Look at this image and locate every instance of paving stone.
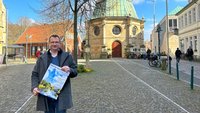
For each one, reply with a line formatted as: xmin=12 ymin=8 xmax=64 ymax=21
xmin=1 ymin=59 xmax=200 ymax=113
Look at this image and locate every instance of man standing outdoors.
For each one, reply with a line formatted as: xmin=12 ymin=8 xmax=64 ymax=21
xmin=31 ymin=34 xmax=77 ymax=113
xmin=175 ymin=48 xmax=182 ymax=63
xmin=186 ymin=46 xmax=194 ymax=61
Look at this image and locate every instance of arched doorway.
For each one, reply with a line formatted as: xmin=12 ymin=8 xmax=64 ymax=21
xmin=112 ymin=41 xmax=122 ymax=57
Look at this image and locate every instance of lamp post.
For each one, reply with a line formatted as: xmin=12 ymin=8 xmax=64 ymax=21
xmin=166 ymin=0 xmax=171 ymax=74
xmin=5 ymin=9 xmax=8 ymax=65
xmin=150 ymin=0 xmax=156 ymax=53
xmin=151 ymin=0 xmax=156 ymax=28
xmin=156 ymin=24 xmax=162 ymax=59
xmin=25 ymin=34 xmax=28 ymax=63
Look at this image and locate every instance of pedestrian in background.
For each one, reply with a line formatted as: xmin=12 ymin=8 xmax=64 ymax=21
xmin=186 ymin=46 xmax=194 ymax=61
xmin=146 ymin=48 xmax=151 ymax=60
xmin=31 ymin=34 xmax=77 ymax=113
xmin=35 ymin=48 xmax=41 ymax=58
xmin=175 ymin=48 xmax=182 ymax=63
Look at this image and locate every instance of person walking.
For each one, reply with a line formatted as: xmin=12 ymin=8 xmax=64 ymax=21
xmin=186 ymin=46 xmax=194 ymax=61
xmin=175 ymin=48 xmax=182 ymax=63
xmin=31 ymin=34 xmax=77 ymax=113
xmin=146 ymin=48 xmax=151 ymax=60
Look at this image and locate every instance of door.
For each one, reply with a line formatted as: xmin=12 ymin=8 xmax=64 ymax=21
xmin=112 ymin=41 xmax=122 ymax=57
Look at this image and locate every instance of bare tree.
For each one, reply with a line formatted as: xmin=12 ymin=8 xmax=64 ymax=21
xmin=17 ymin=17 xmax=35 ymax=32
xmin=39 ymin=0 xmax=104 ymax=63
xmin=8 ymin=17 xmax=36 ymax=45
xmin=8 ymin=23 xmax=21 ymax=45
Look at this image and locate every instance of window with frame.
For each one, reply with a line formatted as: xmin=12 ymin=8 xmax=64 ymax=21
xmin=185 ymin=13 xmax=187 ymax=26
xmin=173 ymin=19 xmax=177 ymax=27
xmin=112 ymin=26 xmax=121 ymax=35
xmin=189 ymin=10 xmax=192 ymax=24
xmin=31 ymin=46 xmax=37 ymax=56
xmin=186 ymin=38 xmax=188 ymax=49
xmin=169 ymin=19 xmax=172 ymax=27
xmin=31 ymin=46 xmax=35 ymax=56
xmin=169 ymin=19 xmax=177 ymax=29
xmin=178 ymin=17 xmax=181 ymax=28
xmin=182 ymin=16 xmax=184 ymax=28
xmin=193 ymin=8 xmax=196 ymax=22
xmin=180 ymin=39 xmax=184 ymax=52
xmin=194 ymin=36 xmax=197 ymax=51
xmin=94 ymin=26 xmax=100 ymax=36
xmin=198 ymin=4 xmax=200 ymax=20
xmin=190 ymin=37 xmax=193 ymax=48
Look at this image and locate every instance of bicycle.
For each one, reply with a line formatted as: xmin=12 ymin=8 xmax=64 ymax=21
xmin=148 ymin=55 xmax=161 ymax=68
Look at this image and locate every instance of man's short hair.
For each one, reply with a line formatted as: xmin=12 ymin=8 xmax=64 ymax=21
xmin=49 ymin=34 xmax=61 ymax=42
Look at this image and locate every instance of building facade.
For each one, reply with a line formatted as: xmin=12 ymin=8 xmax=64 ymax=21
xmin=86 ymin=0 xmax=145 ymax=58
xmin=151 ymin=6 xmax=182 ymax=57
xmin=15 ymin=23 xmax=82 ymax=58
xmin=0 ymin=0 xmax=6 ymax=55
xmin=176 ymin=0 xmax=200 ymax=59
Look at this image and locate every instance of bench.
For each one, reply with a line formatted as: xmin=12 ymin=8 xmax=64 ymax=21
xmin=13 ymin=54 xmax=24 ymax=60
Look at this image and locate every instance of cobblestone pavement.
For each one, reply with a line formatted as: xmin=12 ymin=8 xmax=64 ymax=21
xmin=133 ymin=59 xmax=200 ymax=87
xmin=1 ymin=59 xmax=200 ymax=113
xmin=0 ymin=64 xmax=34 ymax=113
xmin=170 ymin=59 xmax=200 ymax=79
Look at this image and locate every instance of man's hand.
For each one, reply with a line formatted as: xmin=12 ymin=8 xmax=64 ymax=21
xmin=33 ymin=87 xmax=40 ymax=96
xmin=61 ymin=66 xmax=70 ymax=72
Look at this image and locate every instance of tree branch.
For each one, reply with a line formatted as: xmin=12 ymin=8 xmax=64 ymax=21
xmin=68 ymin=0 xmax=74 ymax=12
xmin=77 ymin=0 xmax=88 ymax=11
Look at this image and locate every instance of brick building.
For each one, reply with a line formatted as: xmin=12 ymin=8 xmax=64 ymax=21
xmin=15 ymin=23 xmax=82 ymax=58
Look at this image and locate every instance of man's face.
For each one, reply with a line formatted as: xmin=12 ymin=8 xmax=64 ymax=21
xmin=49 ymin=37 xmax=61 ymax=51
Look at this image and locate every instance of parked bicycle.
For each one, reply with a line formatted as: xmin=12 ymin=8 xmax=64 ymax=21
xmin=148 ymin=55 xmax=161 ymax=68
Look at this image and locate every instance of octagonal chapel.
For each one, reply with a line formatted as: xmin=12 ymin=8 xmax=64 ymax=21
xmin=86 ymin=0 xmax=145 ymax=58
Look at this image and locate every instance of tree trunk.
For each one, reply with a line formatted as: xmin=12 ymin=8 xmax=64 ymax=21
xmin=73 ymin=0 xmax=78 ymax=64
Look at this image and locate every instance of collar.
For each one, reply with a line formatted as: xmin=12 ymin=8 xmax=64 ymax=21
xmin=47 ymin=48 xmax=63 ymax=56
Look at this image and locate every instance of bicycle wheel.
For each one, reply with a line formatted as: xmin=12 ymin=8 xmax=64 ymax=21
xmin=156 ymin=60 xmax=161 ymax=68
xmin=148 ymin=60 xmax=155 ymax=67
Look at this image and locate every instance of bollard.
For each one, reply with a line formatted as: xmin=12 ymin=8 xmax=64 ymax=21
xmin=161 ymin=58 xmax=167 ymax=70
xmin=190 ymin=66 xmax=194 ymax=90
xmin=176 ymin=63 xmax=179 ymax=80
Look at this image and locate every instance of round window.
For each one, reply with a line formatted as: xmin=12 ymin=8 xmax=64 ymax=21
xmin=94 ymin=26 xmax=100 ymax=36
xmin=112 ymin=26 xmax=121 ymax=35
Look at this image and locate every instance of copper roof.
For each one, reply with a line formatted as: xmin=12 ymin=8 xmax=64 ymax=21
xmin=92 ymin=0 xmax=138 ymax=19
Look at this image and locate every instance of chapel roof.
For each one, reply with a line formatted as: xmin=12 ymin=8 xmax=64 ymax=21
xmin=92 ymin=0 xmax=138 ymax=19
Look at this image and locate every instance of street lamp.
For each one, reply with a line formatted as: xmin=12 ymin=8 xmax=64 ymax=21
xmin=166 ymin=0 xmax=171 ymax=74
xmin=156 ymin=24 xmax=162 ymax=59
xmin=5 ymin=9 xmax=8 ymax=65
xmin=150 ymin=0 xmax=156 ymax=53
xmin=151 ymin=0 xmax=156 ymax=28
